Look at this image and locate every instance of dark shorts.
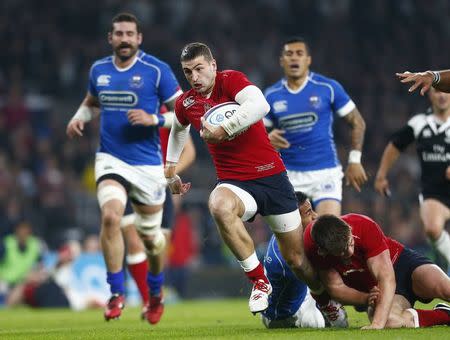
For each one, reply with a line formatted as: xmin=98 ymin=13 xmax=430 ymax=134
xmin=394 ymin=247 xmax=434 ymax=306
xmin=218 ymin=171 xmax=298 ymax=218
xmin=421 ymin=192 xmax=450 ymax=209
xmin=124 ymin=187 xmax=174 ymax=230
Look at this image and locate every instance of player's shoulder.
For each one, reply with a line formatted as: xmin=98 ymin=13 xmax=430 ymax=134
xmin=309 ymin=71 xmax=341 ymax=87
xmin=264 ymin=79 xmax=285 ymax=98
xmin=220 ymin=69 xmax=245 ymax=78
xmin=137 ymin=51 xmax=172 ymax=71
xmin=341 ymin=213 xmax=376 ymax=224
xmin=407 ymin=111 xmax=428 ymax=125
xmin=90 ymin=56 xmax=113 ymax=71
xmin=175 ymin=90 xmax=196 ymax=110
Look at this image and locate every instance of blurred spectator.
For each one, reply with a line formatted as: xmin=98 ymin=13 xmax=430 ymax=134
xmin=0 ymin=221 xmax=42 ymax=288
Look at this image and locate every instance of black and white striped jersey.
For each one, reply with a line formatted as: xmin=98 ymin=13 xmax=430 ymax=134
xmin=390 ymin=112 xmax=450 ymax=197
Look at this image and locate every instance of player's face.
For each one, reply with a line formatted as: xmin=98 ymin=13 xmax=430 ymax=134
xmin=108 ymin=22 xmax=142 ymax=61
xmin=182 ymin=56 xmax=217 ymax=95
xmin=428 ymin=87 xmax=450 ymax=113
xmin=280 ymin=42 xmax=311 ymax=80
xmin=299 ymin=199 xmax=318 ymax=229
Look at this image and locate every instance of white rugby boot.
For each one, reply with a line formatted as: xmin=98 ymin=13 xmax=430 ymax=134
xmin=249 ymin=279 xmax=272 ymax=315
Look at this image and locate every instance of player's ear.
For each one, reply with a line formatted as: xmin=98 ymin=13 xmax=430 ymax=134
xmin=317 ymin=247 xmax=327 ymax=257
xmin=307 ymin=55 xmax=312 ymax=67
xmin=137 ymin=32 xmax=143 ymax=45
xmin=108 ymin=32 xmax=113 ymax=45
xmin=211 ymin=59 xmax=217 ymax=72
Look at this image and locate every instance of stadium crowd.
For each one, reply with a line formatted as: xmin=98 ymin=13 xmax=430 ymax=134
xmin=1 ymin=0 xmax=449 ymax=299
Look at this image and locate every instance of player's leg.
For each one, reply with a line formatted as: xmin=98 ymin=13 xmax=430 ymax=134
xmin=411 ymin=263 xmax=450 ymax=301
xmin=420 ymin=197 xmax=450 ymax=264
xmin=315 ymin=200 xmax=341 ymax=216
xmin=133 ymin=202 xmax=165 ymax=325
xmin=121 ymin=213 xmax=150 ymax=315
xmin=96 ymin=178 xmax=127 ymax=320
xmin=310 ymin=166 xmax=344 ymax=216
xmin=383 ymin=294 xmax=415 ymax=328
xmin=209 ymin=184 xmax=270 ymax=314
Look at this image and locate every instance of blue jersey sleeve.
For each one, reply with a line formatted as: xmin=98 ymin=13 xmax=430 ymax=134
xmin=158 ymin=63 xmax=181 ymax=103
xmin=329 ymin=79 xmax=354 ymax=116
xmin=87 ymin=65 xmax=98 ymax=97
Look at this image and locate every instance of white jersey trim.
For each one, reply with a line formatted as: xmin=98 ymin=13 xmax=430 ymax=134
xmin=112 ymin=55 xmax=139 ymax=72
xmin=164 ymin=89 xmax=183 ymax=103
xmin=282 ymin=77 xmax=309 ymax=94
xmin=137 ymin=57 xmax=162 ymax=87
xmin=407 ymin=114 xmax=428 ymax=138
xmin=336 ymin=100 xmax=356 ymax=117
xmin=308 ymin=78 xmax=335 ymax=103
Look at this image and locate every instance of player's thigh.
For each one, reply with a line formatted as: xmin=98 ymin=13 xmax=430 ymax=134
xmin=96 ymin=179 xmax=127 ymax=222
xmin=411 ymin=263 xmax=450 ymax=300
xmin=315 ymin=199 xmax=341 ymax=216
xmin=210 ymin=184 xmax=251 ymax=221
xmin=419 ymin=198 xmax=450 ymax=231
xmin=272 ymin=228 xmax=304 ymax=266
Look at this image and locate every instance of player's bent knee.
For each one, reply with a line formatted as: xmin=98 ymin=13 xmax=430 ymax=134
xmin=97 ymin=185 xmax=127 ymax=208
xmin=135 ymin=211 xmax=166 ymax=255
xmin=102 ymin=209 xmax=122 ymax=229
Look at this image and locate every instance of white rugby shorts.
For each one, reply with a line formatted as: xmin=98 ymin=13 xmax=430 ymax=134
xmin=287 ymin=166 xmax=343 ymax=204
xmin=95 ymin=152 xmax=166 ymax=206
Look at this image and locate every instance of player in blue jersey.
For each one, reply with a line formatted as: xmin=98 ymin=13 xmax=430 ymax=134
xmin=66 ymin=13 xmax=183 ymax=324
xmin=264 ymin=37 xmax=367 ymax=216
xmin=262 ymin=191 xmax=347 ymax=328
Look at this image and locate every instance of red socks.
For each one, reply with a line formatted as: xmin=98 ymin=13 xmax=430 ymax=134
xmin=244 ymin=263 xmax=268 ymax=283
xmin=128 ymin=260 xmax=149 ymax=305
xmin=417 ymin=309 xmax=450 ymax=327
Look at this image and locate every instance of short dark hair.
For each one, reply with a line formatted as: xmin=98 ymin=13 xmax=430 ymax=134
xmin=311 ymin=214 xmax=350 ymax=255
xmin=111 ymin=13 xmax=141 ymax=33
xmin=281 ymin=36 xmax=310 ymax=55
xmin=180 ymin=42 xmax=214 ymax=62
xmin=295 ymin=191 xmax=308 ymax=205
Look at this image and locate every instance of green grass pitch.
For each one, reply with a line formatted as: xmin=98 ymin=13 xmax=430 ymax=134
xmin=0 ymin=299 xmax=447 ymax=339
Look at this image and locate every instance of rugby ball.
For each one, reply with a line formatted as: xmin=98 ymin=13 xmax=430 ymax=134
xmin=203 ymin=101 xmax=240 ymax=126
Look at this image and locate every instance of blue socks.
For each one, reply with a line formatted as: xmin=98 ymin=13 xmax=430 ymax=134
xmin=106 ymin=270 xmax=125 ymax=295
xmin=147 ymin=272 xmax=164 ymax=296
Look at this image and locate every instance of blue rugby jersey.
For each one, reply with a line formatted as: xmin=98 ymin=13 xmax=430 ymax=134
xmin=262 ymin=236 xmax=308 ymax=321
xmin=88 ymin=50 xmax=182 ymax=165
xmin=264 ymin=72 xmax=355 ymax=171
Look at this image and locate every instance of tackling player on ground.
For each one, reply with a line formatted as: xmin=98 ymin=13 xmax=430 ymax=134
xmin=66 ymin=13 xmax=182 ymax=323
xmin=304 ymin=213 xmax=450 ymax=329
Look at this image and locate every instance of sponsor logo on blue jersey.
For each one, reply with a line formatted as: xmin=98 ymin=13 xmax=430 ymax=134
xmin=97 ymin=75 xmax=111 ymax=86
xmin=99 ymin=91 xmax=138 ymax=107
xmin=278 ymin=112 xmax=318 ymax=132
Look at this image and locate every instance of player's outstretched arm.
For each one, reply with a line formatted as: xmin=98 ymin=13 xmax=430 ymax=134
xmin=66 ymin=93 xmax=99 ymax=138
xmin=396 ymin=70 xmax=450 ymax=95
xmin=363 ymin=250 xmax=396 ymax=329
xmin=374 ymin=142 xmax=401 ymax=197
xmin=319 ymin=269 xmax=370 ymax=306
xmin=343 ymin=108 xmax=367 ymax=192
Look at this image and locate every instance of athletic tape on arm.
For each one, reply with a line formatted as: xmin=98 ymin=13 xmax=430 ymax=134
xmin=221 ymin=85 xmax=270 ymax=136
xmin=166 ymin=115 xmax=191 ymax=163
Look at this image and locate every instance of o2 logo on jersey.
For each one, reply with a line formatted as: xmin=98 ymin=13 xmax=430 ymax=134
xmin=129 ymin=75 xmax=144 ymax=88
xmin=278 ymin=112 xmax=318 ymax=132
xmin=99 ymin=91 xmax=138 ymax=107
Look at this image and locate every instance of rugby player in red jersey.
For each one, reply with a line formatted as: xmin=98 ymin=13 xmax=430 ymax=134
xmin=304 ymin=213 xmax=450 ymax=329
xmin=164 ymin=42 xmax=324 ymax=315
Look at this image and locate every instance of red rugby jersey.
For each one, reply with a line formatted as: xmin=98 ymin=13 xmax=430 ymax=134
xmin=304 ymin=213 xmax=404 ymax=293
xmin=174 ymin=70 xmax=285 ymax=181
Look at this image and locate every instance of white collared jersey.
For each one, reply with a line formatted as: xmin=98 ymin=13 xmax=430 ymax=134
xmin=264 ymin=72 xmax=355 ymax=171
xmin=390 ymin=112 xmax=450 ymax=196
xmin=88 ymin=50 xmax=182 ymax=165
